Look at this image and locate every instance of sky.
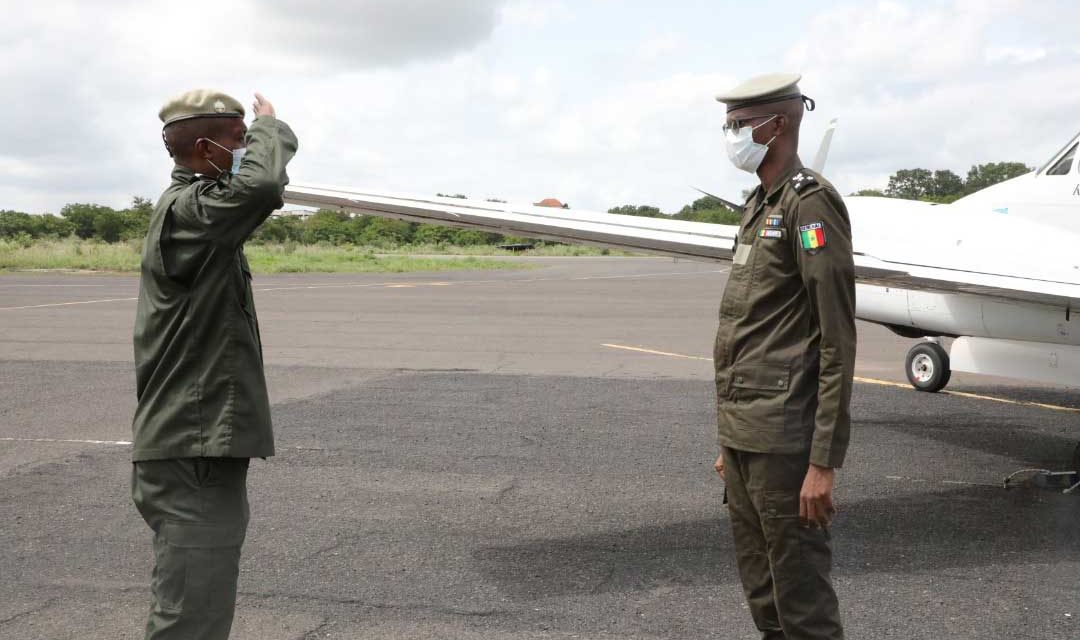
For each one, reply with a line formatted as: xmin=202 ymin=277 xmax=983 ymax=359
xmin=2 ymin=0 xmax=1079 ymax=215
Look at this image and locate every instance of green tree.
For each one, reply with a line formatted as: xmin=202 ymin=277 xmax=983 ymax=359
xmin=964 ymin=162 xmax=1031 ymax=194
xmin=119 ymin=196 xmax=154 ymax=240
xmin=850 ymin=189 xmax=885 ymax=197
xmin=0 ymin=211 xmax=35 ymax=238
xmin=451 ymin=229 xmax=501 ymax=245
xmin=885 ymin=168 xmax=935 ymax=200
xmin=607 ymin=204 xmax=663 ymax=218
xmin=34 ymin=214 xmax=75 ymax=238
xmin=929 ymin=170 xmax=964 ymax=200
xmin=93 ymin=210 xmax=125 ymax=243
xmin=302 ymin=209 xmax=352 ymax=244
xmin=359 ymin=217 xmax=413 ymax=246
xmin=61 ymin=203 xmax=117 ymax=239
xmin=252 ymin=215 xmax=305 ymax=243
xmin=673 ymin=195 xmax=740 ymax=225
xmin=413 ymin=224 xmax=455 ymax=245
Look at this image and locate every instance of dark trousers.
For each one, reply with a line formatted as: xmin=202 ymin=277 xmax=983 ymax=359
xmin=132 ymin=458 xmax=250 ymax=640
xmin=723 ymin=447 xmax=844 ymax=640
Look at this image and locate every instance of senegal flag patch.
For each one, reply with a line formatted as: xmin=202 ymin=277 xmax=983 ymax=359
xmin=799 ymin=222 xmax=826 ymax=250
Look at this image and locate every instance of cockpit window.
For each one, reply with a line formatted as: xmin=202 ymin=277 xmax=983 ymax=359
xmin=1046 ymin=143 xmax=1076 ymax=175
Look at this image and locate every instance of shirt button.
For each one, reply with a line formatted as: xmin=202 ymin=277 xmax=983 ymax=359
xmin=777 ymin=379 xmax=785 ymax=387
xmin=736 ymin=376 xmax=745 ymax=384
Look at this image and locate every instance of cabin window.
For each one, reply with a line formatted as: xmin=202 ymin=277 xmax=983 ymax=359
xmin=1046 ymin=143 xmax=1076 ymax=175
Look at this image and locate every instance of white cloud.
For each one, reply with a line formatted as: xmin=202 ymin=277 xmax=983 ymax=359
xmin=638 ymin=33 xmax=684 ymax=61
xmin=499 ymin=0 xmax=569 ymax=28
xmin=2 ymin=0 xmax=1079 ymax=217
xmin=784 ymin=0 xmax=1080 ymax=194
xmin=985 ymin=46 xmax=1048 ymax=64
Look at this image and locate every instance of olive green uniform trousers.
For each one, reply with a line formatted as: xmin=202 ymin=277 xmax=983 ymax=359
xmin=132 ymin=458 xmax=250 ymax=640
xmin=723 ymin=447 xmax=843 ymax=640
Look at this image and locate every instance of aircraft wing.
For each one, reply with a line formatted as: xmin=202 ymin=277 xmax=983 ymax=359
xmin=283 ymin=184 xmax=738 ymax=261
xmin=283 ymin=184 xmax=1080 ymax=309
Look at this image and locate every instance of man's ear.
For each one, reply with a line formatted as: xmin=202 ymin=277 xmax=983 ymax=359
xmin=193 ymin=138 xmax=212 ymax=160
xmin=773 ymin=115 xmax=789 ymax=138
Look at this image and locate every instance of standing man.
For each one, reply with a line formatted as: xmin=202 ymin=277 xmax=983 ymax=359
xmin=131 ymin=89 xmax=298 ymax=639
xmin=712 ymin=73 xmax=856 ymax=640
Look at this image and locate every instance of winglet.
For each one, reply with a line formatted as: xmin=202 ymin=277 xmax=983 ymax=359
xmin=811 ymin=118 xmax=838 ymax=174
xmin=690 ymin=186 xmax=744 ymax=214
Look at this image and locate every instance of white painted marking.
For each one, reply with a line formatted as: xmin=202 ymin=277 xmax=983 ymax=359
xmin=886 ymin=474 xmax=997 ymax=488
xmin=0 ymin=437 xmax=132 ymax=446
xmin=0 ymin=297 xmax=137 ymax=311
xmin=0 ymin=268 xmax=728 ymax=310
xmin=0 ymin=284 xmax=108 ymax=288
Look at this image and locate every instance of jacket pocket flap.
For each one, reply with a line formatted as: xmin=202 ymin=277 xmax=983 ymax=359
xmin=731 ymin=363 xmax=789 ymax=391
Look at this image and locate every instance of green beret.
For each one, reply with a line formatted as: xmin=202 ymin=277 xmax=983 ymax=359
xmin=715 ymin=72 xmax=815 ymax=113
xmin=159 ymin=89 xmax=245 ymax=126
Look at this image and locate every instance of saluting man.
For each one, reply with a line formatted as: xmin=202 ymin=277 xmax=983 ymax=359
xmin=712 ymin=73 xmax=856 ymax=640
xmin=131 ymin=90 xmax=298 ymax=639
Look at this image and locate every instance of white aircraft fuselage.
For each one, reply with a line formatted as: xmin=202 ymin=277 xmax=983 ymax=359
xmin=846 ymin=133 xmax=1080 ymax=387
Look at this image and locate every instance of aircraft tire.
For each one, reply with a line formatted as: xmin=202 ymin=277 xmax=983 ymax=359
xmin=905 ymin=342 xmax=951 ymax=393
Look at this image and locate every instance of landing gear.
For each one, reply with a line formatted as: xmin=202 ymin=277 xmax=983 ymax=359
xmin=905 ymin=341 xmax=951 ymax=392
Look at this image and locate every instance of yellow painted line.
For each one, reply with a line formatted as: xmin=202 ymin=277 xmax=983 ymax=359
xmin=603 ymin=344 xmax=1080 ymax=413
xmin=853 ymin=376 xmax=909 ymax=389
xmin=385 ymin=284 xmax=417 ymax=288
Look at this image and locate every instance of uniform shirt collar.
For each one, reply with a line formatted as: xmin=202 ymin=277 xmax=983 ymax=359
xmin=171 ymin=164 xmax=197 ymax=185
xmin=763 ymin=158 xmax=805 ymax=203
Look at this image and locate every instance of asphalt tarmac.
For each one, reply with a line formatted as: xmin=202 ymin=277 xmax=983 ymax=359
xmin=1 ymin=257 xmax=1077 ymax=639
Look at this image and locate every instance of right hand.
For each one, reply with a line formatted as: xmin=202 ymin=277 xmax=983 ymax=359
xmin=714 ymin=449 xmax=725 ymax=481
xmin=253 ymin=92 xmax=275 ymax=118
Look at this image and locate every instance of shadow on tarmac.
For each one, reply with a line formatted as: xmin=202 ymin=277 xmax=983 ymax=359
xmin=474 ymin=485 xmax=1080 ymax=600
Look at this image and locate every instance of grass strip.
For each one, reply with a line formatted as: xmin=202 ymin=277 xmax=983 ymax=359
xmin=0 ymin=239 xmax=533 ymax=274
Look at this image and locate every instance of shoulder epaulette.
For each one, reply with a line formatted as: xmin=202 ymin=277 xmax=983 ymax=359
xmin=790 ymin=170 xmax=818 ymax=194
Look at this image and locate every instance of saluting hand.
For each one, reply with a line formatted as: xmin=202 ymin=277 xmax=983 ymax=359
xmin=800 ymin=464 xmax=837 ymax=527
xmin=253 ymin=92 xmax=275 ymax=118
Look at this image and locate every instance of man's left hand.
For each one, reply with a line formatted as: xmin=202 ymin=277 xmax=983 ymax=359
xmin=800 ymin=464 xmax=836 ymax=527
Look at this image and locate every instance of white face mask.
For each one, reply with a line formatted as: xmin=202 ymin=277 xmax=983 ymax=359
xmin=723 ymin=115 xmax=777 ymax=173
xmin=204 ymin=138 xmax=247 ymax=176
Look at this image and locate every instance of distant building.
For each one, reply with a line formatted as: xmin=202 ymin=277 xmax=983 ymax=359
xmin=270 ymin=208 xmax=314 ymax=219
xmin=534 ymin=198 xmax=569 ymax=209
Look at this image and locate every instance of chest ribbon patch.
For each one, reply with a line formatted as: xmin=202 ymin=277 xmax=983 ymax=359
xmin=799 ymin=222 xmax=826 ymax=250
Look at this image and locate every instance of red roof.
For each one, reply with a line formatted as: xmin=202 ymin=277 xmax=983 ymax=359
xmin=534 ymin=198 xmax=565 ymax=208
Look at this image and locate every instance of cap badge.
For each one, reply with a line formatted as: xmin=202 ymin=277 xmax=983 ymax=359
xmin=214 ymin=100 xmax=226 ymax=113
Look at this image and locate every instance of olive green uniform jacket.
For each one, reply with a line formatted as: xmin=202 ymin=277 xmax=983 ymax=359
xmin=132 ymin=116 xmax=298 ymax=461
xmin=714 ymin=162 xmax=856 ymax=469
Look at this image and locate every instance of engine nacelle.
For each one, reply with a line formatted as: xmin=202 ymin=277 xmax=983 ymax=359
xmin=856 ymin=284 xmax=1077 ymax=346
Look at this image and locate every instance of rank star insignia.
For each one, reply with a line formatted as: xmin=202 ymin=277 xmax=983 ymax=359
xmin=791 ymin=172 xmax=816 ymax=192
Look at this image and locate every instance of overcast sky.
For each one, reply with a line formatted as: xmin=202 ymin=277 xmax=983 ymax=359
xmin=3 ymin=0 xmax=1078 ymax=214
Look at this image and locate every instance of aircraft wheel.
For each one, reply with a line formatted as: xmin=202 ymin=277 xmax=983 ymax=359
xmin=905 ymin=342 xmax=951 ymax=392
